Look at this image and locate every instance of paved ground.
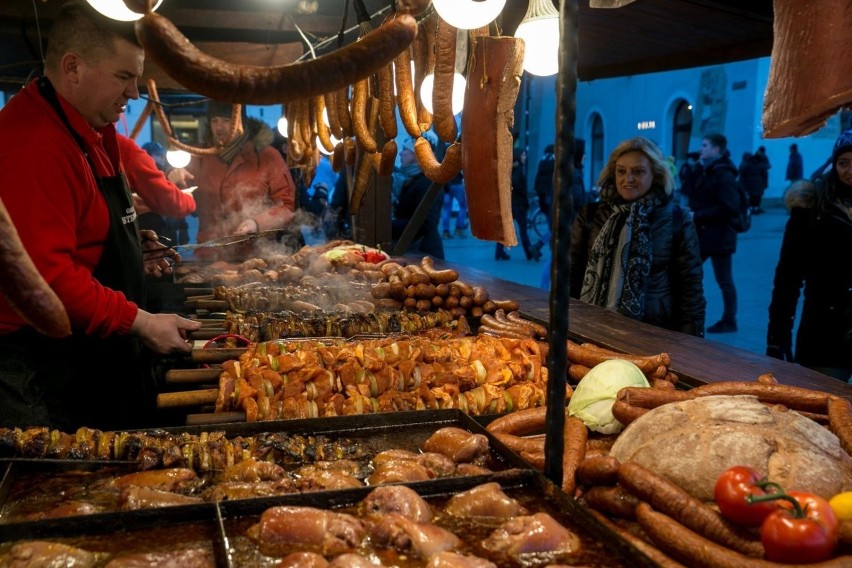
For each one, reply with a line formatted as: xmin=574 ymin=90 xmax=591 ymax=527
xmin=440 ymin=201 xmax=793 ymax=358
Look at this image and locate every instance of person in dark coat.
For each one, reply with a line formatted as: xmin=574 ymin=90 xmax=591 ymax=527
xmin=534 ymin=144 xmax=555 ymax=231
xmin=688 ymin=133 xmax=740 ymax=333
xmin=570 ymin=137 xmax=706 ymax=336
xmin=392 ymin=139 xmax=444 ymax=260
xmin=496 ymin=149 xmax=541 ymax=261
xmin=785 ymin=143 xmax=804 ymax=183
xmin=738 ymin=151 xmax=770 ymax=213
xmin=766 ymin=130 xmax=852 ymax=382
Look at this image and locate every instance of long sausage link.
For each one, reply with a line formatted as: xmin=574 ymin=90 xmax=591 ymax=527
xmin=829 ymin=396 xmax=852 ymax=456
xmin=351 ymin=78 xmax=377 ymax=153
xmin=413 ymin=14 xmax=437 ymax=132
xmin=324 ymin=91 xmax=344 ymax=139
xmin=0 ymin=197 xmax=71 ymax=338
xmin=349 ymin=151 xmax=377 ymax=215
xmin=314 ymin=95 xmax=335 ymax=153
xmin=432 ymin=20 xmax=458 ymax=142
xmin=135 ymin=12 xmax=417 ymax=105
xmin=394 ymin=45 xmax=421 ymax=137
xmin=486 ymin=406 xmax=545 ymax=435
xmin=562 ymin=416 xmax=588 ymax=496
xmin=377 ymin=140 xmax=397 ymax=177
xmin=414 ymin=138 xmax=463 ymax=184
xmin=690 ymin=381 xmax=833 ymax=414
xmin=336 ymin=86 xmax=353 ymax=137
xmin=376 ymin=62 xmax=397 ymax=139
xmin=620 ymin=462 xmax=764 ymax=558
xmin=636 ymin=503 xmax=852 ymax=568
xmin=285 ymin=101 xmax=304 ymax=163
xmin=568 ymin=340 xmax=668 ymax=375
xmin=589 ymin=510 xmax=687 ymax=568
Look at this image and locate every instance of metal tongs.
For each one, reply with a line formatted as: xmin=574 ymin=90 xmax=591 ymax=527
xmin=173 ymin=228 xmax=286 ymax=251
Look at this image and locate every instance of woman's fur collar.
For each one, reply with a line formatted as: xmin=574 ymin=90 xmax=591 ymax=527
xmin=784 ymin=179 xmax=817 ymax=210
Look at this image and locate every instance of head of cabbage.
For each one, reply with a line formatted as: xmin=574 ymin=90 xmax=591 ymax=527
xmin=567 ymin=358 xmax=649 ymax=434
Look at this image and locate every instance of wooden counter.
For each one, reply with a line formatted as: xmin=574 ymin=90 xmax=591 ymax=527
xmin=436 ymin=259 xmax=852 ymax=400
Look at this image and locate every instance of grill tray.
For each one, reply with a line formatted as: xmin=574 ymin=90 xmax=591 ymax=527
xmin=0 ymin=411 xmax=661 ymax=567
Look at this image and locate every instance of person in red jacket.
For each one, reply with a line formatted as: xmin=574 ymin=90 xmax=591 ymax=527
xmin=0 ymin=1 xmax=200 ymax=430
xmin=170 ymin=101 xmax=297 ymax=259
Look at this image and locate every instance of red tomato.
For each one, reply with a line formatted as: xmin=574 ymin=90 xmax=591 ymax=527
xmin=761 ymin=491 xmax=838 ymax=564
xmin=714 ymin=466 xmax=781 ymax=527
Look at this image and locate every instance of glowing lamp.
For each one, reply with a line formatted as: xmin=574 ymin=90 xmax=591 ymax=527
xmin=515 ymin=0 xmax=559 ymax=77
xmin=432 ymin=0 xmax=506 ymax=30
xmin=166 ymin=149 xmax=191 ymax=169
xmin=419 ymin=72 xmax=467 ymax=115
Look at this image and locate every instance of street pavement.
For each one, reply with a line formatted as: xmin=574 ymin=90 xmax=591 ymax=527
xmin=440 ymin=202 xmax=793 ymax=359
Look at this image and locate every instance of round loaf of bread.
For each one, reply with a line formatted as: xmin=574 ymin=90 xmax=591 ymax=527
xmin=609 ymin=394 xmax=852 ymax=502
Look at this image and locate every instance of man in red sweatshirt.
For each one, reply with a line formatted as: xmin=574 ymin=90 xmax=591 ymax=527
xmin=0 ymin=1 xmax=201 ymax=430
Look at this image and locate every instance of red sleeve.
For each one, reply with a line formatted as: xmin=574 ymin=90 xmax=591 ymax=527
xmin=119 ymin=135 xmax=196 ymax=219
xmin=0 ymin=113 xmax=137 ymax=337
xmin=252 ymin=147 xmax=296 ymax=231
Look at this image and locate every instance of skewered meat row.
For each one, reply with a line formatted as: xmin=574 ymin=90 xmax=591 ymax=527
xmin=217 ymin=335 xmax=548 ymax=421
xmin=0 ymin=427 xmax=367 ymax=472
xmin=214 ymin=282 xmax=374 ymax=313
xmin=225 ymin=308 xmax=463 ymax=342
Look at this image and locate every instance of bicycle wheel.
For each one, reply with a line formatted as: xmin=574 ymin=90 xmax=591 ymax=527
xmin=529 ymin=207 xmax=549 ymax=240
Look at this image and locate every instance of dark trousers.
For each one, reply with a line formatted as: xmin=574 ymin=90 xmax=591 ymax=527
xmin=496 ymin=214 xmax=534 ymax=259
xmin=703 ymin=253 xmax=737 ymax=322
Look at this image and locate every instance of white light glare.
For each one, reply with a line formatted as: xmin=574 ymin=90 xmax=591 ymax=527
xmin=86 ymin=0 xmax=164 ymax=22
xmin=431 ymin=0 xmax=506 ymax=30
xmin=166 ymin=149 xmax=191 ymax=169
xmin=419 ymin=73 xmax=467 ymax=115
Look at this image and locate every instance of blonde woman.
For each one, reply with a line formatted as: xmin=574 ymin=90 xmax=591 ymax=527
xmin=569 ymin=137 xmax=706 ymax=336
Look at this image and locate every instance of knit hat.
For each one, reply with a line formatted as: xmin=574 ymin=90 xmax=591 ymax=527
xmin=833 ymin=129 xmax=852 ymax=166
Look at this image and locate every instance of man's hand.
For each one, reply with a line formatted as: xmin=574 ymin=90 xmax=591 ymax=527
xmin=140 ymin=229 xmax=181 ymax=278
xmin=130 ymin=310 xmax=202 ymax=355
xmin=167 ymin=167 xmax=195 ymax=189
xmin=234 ymin=219 xmax=259 ymax=235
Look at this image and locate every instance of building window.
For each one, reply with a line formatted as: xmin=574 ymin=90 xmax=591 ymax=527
xmin=672 ymin=100 xmax=693 ymax=162
xmin=590 ymin=113 xmax=604 ymax=189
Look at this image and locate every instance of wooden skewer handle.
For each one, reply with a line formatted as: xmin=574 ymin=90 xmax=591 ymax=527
xmin=189 ymin=348 xmax=246 ymax=363
xmin=188 ymin=329 xmax=228 ymax=340
xmin=195 ymin=300 xmax=228 ymax=311
xmin=157 ymin=388 xmax=218 ymax=408
xmin=165 ymin=368 xmax=222 ymax=384
xmin=185 ymin=412 xmax=246 ymax=426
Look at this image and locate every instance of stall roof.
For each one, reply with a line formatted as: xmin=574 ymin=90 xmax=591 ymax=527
xmin=0 ymin=0 xmax=773 ymax=92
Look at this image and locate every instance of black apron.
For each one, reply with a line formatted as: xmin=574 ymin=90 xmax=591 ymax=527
xmin=0 ymin=78 xmax=150 ymax=431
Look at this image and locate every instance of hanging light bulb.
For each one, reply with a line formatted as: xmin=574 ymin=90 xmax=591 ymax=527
xmin=514 ymin=0 xmax=560 ymax=77
xmin=432 ymin=0 xmax=506 ymax=30
xmin=166 ymin=149 xmax=191 ymax=169
xmin=277 ymin=116 xmax=289 ymax=137
xmin=419 ymin=72 xmax=467 ymax=115
xmin=316 ymin=133 xmax=341 ymax=156
xmin=87 ymin=0 xmax=164 ymax=22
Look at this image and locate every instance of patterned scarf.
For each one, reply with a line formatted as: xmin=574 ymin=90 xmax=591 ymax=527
xmin=580 ymin=184 xmax=668 ymax=320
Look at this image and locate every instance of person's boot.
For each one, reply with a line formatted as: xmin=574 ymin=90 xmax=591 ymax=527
xmin=707 ymin=318 xmax=737 ymax=333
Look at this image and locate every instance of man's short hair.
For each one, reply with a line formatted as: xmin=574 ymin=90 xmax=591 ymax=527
xmin=45 ymin=1 xmax=140 ymax=71
xmin=703 ymin=133 xmax=727 ymax=153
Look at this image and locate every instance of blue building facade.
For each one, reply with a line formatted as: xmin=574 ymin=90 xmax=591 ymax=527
xmin=522 ymin=57 xmax=849 ymax=201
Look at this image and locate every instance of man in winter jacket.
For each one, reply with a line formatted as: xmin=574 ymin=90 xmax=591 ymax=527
xmin=170 ymin=101 xmax=297 ymax=259
xmin=688 ymin=133 xmax=741 ymax=333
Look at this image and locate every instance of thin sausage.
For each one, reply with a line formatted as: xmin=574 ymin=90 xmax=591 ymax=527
xmin=314 ymin=95 xmax=335 ymax=153
xmin=506 ymin=311 xmax=548 ymax=337
xmin=568 ymin=364 xmax=590 ymax=382
xmin=420 ymin=256 xmax=459 ymax=284
xmin=324 ymin=91 xmax=343 ymax=139
xmin=336 ymin=86 xmax=353 ymax=138
xmin=377 ymin=140 xmax=397 ymax=177
xmin=135 ymin=12 xmax=417 ymax=105
xmin=486 ymin=406 xmax=545 ymax=435
xmin=432 ymin=20 xmax=458 ymax=142
xmin=394 ymin=45 xmax=421 ymax=137
xmin=491 ymin=299 xmax=521 ymax=312
xmin=690 ymin=381 xmax=833 ymax=414
xmin=582 ymin=485 xmax=640 ymax=519
xmin=351 ymin=78 xmax=377 ymax=153
xmin=377 ymin=62 xmax=397 ymax=139
xmin=636 ymin=503 xmax=852 ymax=568
xmin=0 ymin=197 xmax=71 ymax=338
xmin=575 ymin=455 xmax=621 ymax=487
xmin=414 ymin=138 xmax=463 ymax=184
xmin=349 ymin=151 xmax=376 ymax=215
xmin=828 ymin=396 xmax=852 ymax=456
xmin=568 ymin=340 xmax=668 ymax=375
xmin=589 ymin=510 xmax=687 ymax=568
xmin=619 ymin=462 xmax=764 ymax=557
xmin=562 ymin=416 xmax=588 ymax=495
